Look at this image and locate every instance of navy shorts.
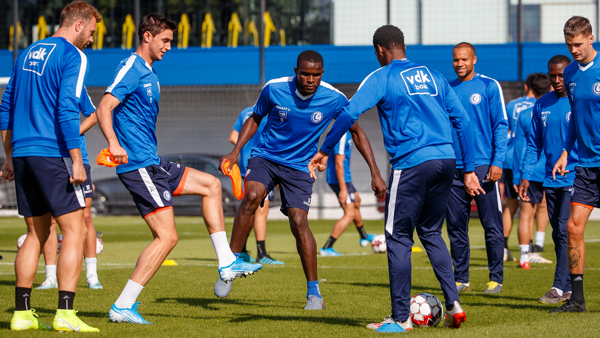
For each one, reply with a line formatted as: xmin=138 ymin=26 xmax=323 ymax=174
xmin=245 ymin=157 xmax=314 ymax=215
xmin=243 ymin=176 xmax=274 ymax=202
xmin=118 ymin=158 xmax=189 ymax=218
xmin=524 ymin=181 xmax=544 ymax=204
xmin=501 ymin=169 xmax=518 ymax=199
xmin=571 ymin=166 xmax=600 ymax=209
xmin=14 ymin=157 xmax=86 ymax=217
xmin=328 ymin=182 xmax=356 ymax=204
xmin=82 ymin=164 xmax=94 ymax=199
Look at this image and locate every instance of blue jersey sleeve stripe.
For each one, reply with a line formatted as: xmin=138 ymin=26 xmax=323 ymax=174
xmin=106 ymin=55 xmax=137 ymax=94
xmin=481 ymin=74 xmax=508 ymax=120
xmin=75 ymin=49 xmax=87 ymax=99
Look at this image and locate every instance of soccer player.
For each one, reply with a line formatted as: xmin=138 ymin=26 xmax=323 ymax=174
xmin=37 ymin=86 xmax=103 ymax=290
xmin=513 ymin=73 xmax=552 ymax=268
xmin=502 ymin=74 xmax=536 ymax=261
xmin=445 ymin=42 xmax=508 ymax=294
xmin=310 ymin=25 xmax=481 ymax=332
xmin=95 ymin=14 xmax=260 ymax=324
xmin=518 ymin=55 xmax=576 ymax=304
xmin=552 ymin=16 xmax=600 ymax=313
xmin=1 ymin=1 xmax=101 ymax=332
xmin=219 ymin=50 xmax=387 ymax=310
xmin=320 ymin=130 xmax=375 ymax=256
xmin=229 ymin=106 xmax=283 ymax=264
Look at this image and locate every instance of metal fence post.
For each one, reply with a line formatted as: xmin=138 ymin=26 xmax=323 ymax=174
xmin=12 ymin=0 xmax=18 ymax=64
xmin=134 ymin=0 xmax=141 ymax=48
xmin=517 ymin=0 xmax=523 ymax=94
xmin=259 ymin=0 xmax=265 ymax=85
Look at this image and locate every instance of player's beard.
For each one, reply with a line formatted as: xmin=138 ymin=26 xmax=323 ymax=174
xmin=74 ymin=29 xmax=90 ymax=51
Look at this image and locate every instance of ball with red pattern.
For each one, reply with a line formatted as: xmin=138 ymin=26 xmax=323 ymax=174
xmin=409 ymin=293 xmax=443 ymax=327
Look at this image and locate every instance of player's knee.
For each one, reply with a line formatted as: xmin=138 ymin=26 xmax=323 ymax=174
xmin=344 ymin=207 xmax=355 ymax=219
xmin=567 ymin=221 xmax=584 ymax=239
xmin=244 ymin=190 xmax=263 ymax=206
xmin=208 ymin=176 xmax=222 ymax=195
xmin=290 ymin=214 xmax=308 ymax=232
xmin=162 ymin=232 xmax=178 ymax=249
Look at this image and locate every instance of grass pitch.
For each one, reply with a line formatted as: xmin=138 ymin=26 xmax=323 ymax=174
xmin=1 ymin=216 xmax=599 ymax=337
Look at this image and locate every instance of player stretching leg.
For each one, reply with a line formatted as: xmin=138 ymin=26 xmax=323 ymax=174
xmin=513 ymin=74 xmax=551 ymax=268
xmin=228 ymin=107 xmax=283 ymax=265
xmin=310 ymin=25 xmax=482 ymax=332
xmin=321 ymin=130 xmax=375 ymax=256
xmin=37 ymin=87 xmax=103 ymax=290
xmin=1 ymin=1 xmax=101 ymax=332
xmin=551 ymin=16 xmax=600 ymax=313
xmin=220 ymin=50 xmax=386 ymax=309
xmin=445 ymin=42 xmax=508 ymax=294
xmin=518 ymin=55 xmax=576 ymax=304
xmin=95 ymin=14 xmax=259 ymax=324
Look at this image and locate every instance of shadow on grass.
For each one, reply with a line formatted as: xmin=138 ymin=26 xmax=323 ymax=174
xmin=175 ymin=257 xmax=218 ymax=262
xmin=228 ymin=313 xmax=364 ymax=327
xmin=0 ymin=321 xmax=9 ymax=330
xmin=0 ymin=280 xmax=16 ymax=287
xmin=0 ymin=249 xmax=17 ymax=253
xmin=2 ymin=307 xmax=107 ymax=318
xmin=154 ymin=297 xmax=294 ymax=311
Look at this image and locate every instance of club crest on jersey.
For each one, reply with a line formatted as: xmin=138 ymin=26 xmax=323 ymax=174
xmin=144 ymin=83 xmax=153 ymax=96
xmin=568 ymin=82 xmax=577 ymax=100
xmin=470 ymin=93 xmax=482 ymax=105
xmin=400 ymin=66 xmax=438 ymax=96
xmin=278 ymin=111 xmax=287 ymax=122
xmin=593 ymin=82 xmax=600 ymax=95
xmin=163 ymin=191 xmax=171 ymax=201
xmin=541 ymin=111 xmax=551 ymax=127
xmin=23 ymin=43 xmax=56 ymax=76
xmin=311 ymin=111 xmax=323 ymax=124
xmin=566 ymin=111 xmax=572 ymax=122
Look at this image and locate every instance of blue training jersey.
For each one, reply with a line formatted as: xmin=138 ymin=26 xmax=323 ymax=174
xmin=233 ymin=106 xmax=268 ymax=175
xmin=513 ymin=106 xmax=545 ymax=183
xmin=321 ymin=59 xmax=475 ymax=171
xmin=0 ymin=37 xmax=88 ymax=158
xmin=504 ymin=96 xmax=536 ymax=170
xmin=522 ymin=93 xmax=579 ymax=187
xmin=564 ymin=53 xmax=600 ymax=167
xmin=105 ymin=54 xmax=161 ymax=174
xmin=252 ymin=76 xmax=348 ymax=173
xmin=449 ymin=73 xmax=508 ymax=169
xmin=79 ymin=86 xmax=96 ymax=165
xmin=326 ymin=131 xmax=353 ymax=184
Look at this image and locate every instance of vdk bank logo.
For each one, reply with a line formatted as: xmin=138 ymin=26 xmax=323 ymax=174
xmin=23 ymin=43 xmax=56 ymax=76
xmin=400 ymin=66 xmax=438 ymax=96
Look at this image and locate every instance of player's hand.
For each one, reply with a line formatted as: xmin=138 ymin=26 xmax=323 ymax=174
xmin=464 ymin=172 xmax=485 ymax=196
xmin=552 ymin=151 xmax=570 ymax=180
xmin=219 ymin=153 xmax=237 ymax=174
xmin=487 ymin=165 xmax=503 ymax=182
xmin=338 ymin=189 xmax=348 ymax=205
xmin=371 ymin=174 xmax=387 ymax=198
xmin=108 ymin=143 xmax=128 ymax=164
xmin=0 ymin=158 xmax=14 ymax=182
xmin=518 ymin=179 xmax=530 ymax=202
xmin=308 ymin=150 xmax=329 ymax=180
xmin=70 ymin=160 xmax=87 ymax=185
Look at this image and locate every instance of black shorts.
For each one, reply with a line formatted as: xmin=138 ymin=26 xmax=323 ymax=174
xmin=14 ymin=157 xmax=86 ymax=217
xmin=571 ymin=166 xmax=600 ymax=208
xmin=82 ymin=164 xmax=94 ymax=199
xmin=524 ymin=181 xmax=544 ymax=204
xmin=328 ymin=182 xmax=357 ymax=204
xmin=501 ymin=169 xmax=518 ymax=199
xmin=245 ymin=157 xmax=314 ymax=215
xmin=118 ymin=158 xmax=189 ymax=218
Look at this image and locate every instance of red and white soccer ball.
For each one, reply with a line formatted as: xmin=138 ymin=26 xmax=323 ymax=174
xmin=96 ymin=237 xmax=104 ymax=255
xmin=410 ymin=293 xmax=443 ymax=327
xmin=371 ymin=234 xmax=387 ymax=253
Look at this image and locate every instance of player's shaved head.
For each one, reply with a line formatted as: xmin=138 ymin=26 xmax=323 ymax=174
xmin=373 ymin=25 xmax=405 ymax=51
xmin=59 ymin=1 xmax=102 ymax=28
xmin=453 ymin=42 xmax=476 ymax=55
xmin=548 ymin=55 xmax=571 ymax=68
xmin=297 ymin=50 xmax=323 ymax=68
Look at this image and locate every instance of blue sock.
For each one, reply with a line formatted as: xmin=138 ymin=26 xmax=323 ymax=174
xmin=233 ymin=252 xmax=240 ymax=258
xmin=307 ymin=280 xmax=321 ymax=299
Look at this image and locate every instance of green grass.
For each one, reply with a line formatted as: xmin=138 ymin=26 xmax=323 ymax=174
xmin=1 ymin=216 xmax=600 ymax=337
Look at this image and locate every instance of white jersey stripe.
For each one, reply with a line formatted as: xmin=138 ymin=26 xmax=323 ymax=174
xmin=74 ymin=49 xmax=87 ymax=99
xmin=138 ymin=168 xmax=164 ymax=207
xmin=321 ymin=81 xmax=348 ymax=100
xmin=495 ymin=181 xmax=502 ymax=212
xmin=355 ymin=67 xmax=385 ymax=94
xmin=338 ymin=133 xmax=347 ymax=155
xmin=106 ymin=55 xmax=137 ymax=94
xmin=62 ymin=157 xmax=86 ymax=207
xmin=480 ymin=74 xmax=508 ymax=120
xmin=385 ymin=170 xmax=402 ymax=235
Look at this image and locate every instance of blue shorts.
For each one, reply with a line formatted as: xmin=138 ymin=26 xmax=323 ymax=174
xmin=14 ymin=157 xmax=86 ymax=217
xmin=328 ymin=182 xmax=356 ymax=204
xmin=524 ymin=181 xmax=544 ymax=204
xmin=118 ymin=158 xmax=189 ymax=218
xmin=245 ymin=157 xmax=314 ymax=215
xmin=82 ymin=164 xmax=94 ymax=199
xmin=501 ymin=169 xmax=518 ymax=199
xmin=571 ymin=166 xmax=600 ymax=209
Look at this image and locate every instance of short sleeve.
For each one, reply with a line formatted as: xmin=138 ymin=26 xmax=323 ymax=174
xmin=253 ymin=85 xmax=272 ymax=118
xmin=105 ymin=58 xmax=140 ymax=103
xmin=79 ymin=86 xmax=96 ymax=118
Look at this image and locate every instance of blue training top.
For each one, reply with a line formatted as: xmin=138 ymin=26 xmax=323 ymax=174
xmin=232 ymin=106 xmax=268 ymax=176
xmin=449 ymin=73 xmax=508 ymax=169
xmin=321 ymin=59 xmax=475 ymax=171
xmin=513 ymin=106 xmax=545 ymax=183
xmin=79 ymin=86 xmax=96 ymax=165
xmin=522 ymin=92 xmax=579 ymax=187
xmin=504 ymin=96 xmax=536 ymax=170
xmin=252 ymin=76 xmax=348 ymax=173
xmin=105 ymin=53 xmax=161 ymax=174
xmin=1 ymin=37 xmax=88 ymax=158
xmin=326 ymin=131 xmax=353 ymax=184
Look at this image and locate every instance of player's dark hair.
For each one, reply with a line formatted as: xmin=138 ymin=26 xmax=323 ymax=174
xmin=524 ymin=73 xmax=536 ymax=90
xmin=296 ymin=50 xmax=323 ymax=68
xmin=138 ymin=13 xmax=177 ymax=42
xmin=59 ymin=1 xmax=102 ymax=28
xmin=373 ymin=25 xmax=405 ymax=51
xmin=453 ymin=42 xmax=476 ymax=55
xmin=530 ymin=73 xmax=551 ymax=97
xmin=548 ymin=55 xmax=572 ymax=68
xmin=564 ymin=16 xmax=592 ymax=37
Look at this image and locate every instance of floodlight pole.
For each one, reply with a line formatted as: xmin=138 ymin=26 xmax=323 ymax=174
xmin=517 ymin=0 xmax=523 ymax=93
xmin=387 ymin=0 xmax=390 ymax=25
xmin=259 ymin=0 xmax=265 ymax=86
xmin=134 ymin=0 xmax=141 ymax=48
xmin=12 ymin=0 xmax=18 ymax=64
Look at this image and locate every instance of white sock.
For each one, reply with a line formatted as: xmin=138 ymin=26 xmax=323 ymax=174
xmin=114 ymin=279 xmax=144 ymax=309
xmin=210 ymin=231 xmax=236 ymax=268
xmin=535 ymin=231 xmax=546 ymax=248
xmin=45 ymin=265 xmax=57 ymax=280
xmin=85 ymin=257 xmax=97 ymax=279
xmin=519 ymin=244 xmax=530 ymax=263
xmin=552 ymin=287 xmax=563 ymax=296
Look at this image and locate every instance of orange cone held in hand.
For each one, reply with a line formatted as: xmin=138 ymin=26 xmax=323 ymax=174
xmin=223 ymin=160 xmax=244 ymax=200
xmin=97 ymin=148 xmax=127 ymax=167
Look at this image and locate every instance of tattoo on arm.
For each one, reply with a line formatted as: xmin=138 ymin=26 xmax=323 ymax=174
xmin=568 ymin=245 xmax=582 ymax=269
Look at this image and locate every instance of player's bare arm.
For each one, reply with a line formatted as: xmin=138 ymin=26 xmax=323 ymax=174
xmin=228 ymin=129 xmax=239 ymax=145
xmin=1 ymin=130 xmax=14 ymax=181
xmin=348 ymin=123 xmax=386 ymax=198
xmin=96 ymin=93 xmax=128 ymax=164
xmin=220 ymin=112 xmax=262 ymax=174
xmin=552 ymin=151 xmax=570 ymax=180
xmin=80 ymin=112 xmax=97 ymax=135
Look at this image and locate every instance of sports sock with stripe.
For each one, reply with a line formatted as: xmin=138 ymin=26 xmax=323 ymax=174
xmin=307 ymin=280 xmax=321 ymax=299
xmin=58 ymin=291 xmax=75 ymax=310
xmin=356 ymin=226 xmax=368 ymax=240
xmin=519 ymin=244 xmax=530 ymax=263
xmin=256 ymin=241 xmax=266 ymax=256
xmin=15 ymin=287 xmax=31 ymax=311
xmin=323 ymin=236 xmax=337 ymax=249
xmin=570 ymin=274 xmax=584 ymax=304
